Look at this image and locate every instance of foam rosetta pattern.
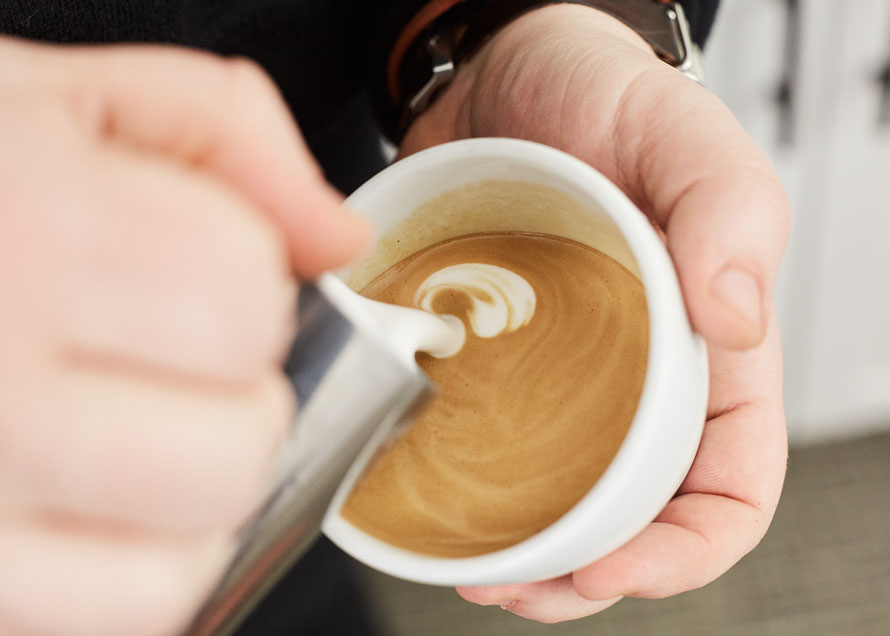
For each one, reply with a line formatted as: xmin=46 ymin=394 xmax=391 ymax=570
xmin=414 ymin=263 xmax=536 ymax=339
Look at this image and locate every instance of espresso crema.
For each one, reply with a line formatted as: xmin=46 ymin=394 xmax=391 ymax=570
xmin=341 ymin=231 xmax=649 ymax=557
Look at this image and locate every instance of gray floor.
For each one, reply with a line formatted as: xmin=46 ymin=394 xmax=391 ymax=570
xmin=352 ymin=433 xmax=890 ymax=636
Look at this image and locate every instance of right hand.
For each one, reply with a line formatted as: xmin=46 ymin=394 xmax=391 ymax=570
xmin=0 ymin=37 xmax=368 ymax=636
xmin=403 ymin=5 xmax=789 ymax=622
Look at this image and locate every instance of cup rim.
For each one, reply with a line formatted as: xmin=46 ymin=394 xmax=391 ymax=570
xmin=323 ymin=138 xmax=705 ymax=585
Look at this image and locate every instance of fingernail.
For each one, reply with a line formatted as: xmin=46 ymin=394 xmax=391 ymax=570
xmin=711 ymin=267 xmax=763 ymax=331
xmin=498 ymin=599 xmax=517 ymax=610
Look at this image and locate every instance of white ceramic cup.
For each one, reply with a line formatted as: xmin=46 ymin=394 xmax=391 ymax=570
xmin=321 ymin=138 xmax=709 ymax=586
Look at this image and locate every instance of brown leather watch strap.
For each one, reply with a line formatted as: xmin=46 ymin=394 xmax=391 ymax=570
xmin=388 ymin=0 xmax=463 ymax=104
xmin=452 ymin=1 xmax=687 ymax=69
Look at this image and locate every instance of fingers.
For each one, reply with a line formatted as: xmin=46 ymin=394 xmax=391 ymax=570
xmin=0 ymin=92 xmax=298 ymax=383
xmin=461 ymin=400 xmax=784 ymax=616
xmin=0 ymin=516 xmax=231 ymax=636
xmin=0 ymin=36 xmax=354 ymax=635
xmin=459 ymin=318 xmax=787 ymax=620
xmin=0 ymin=366 xmax=294 ymax=533
xmin=1 ymin=132 xmax=297 ymax=533
xmin=457 ymin=495 xmax=769 ymax=620
xmin=572 ymin=495 xmax=761 ymax=600
xmin=52 ymin=142 xmax=297 ymax=383
xmin=0 ymin=84 xmax=299 ymax=534
xmin=0 ymin=37 xmax=369 ymax=276
xmin=572 ymin=317 xmax=787 ymax=601
xmin=458 ymin=578 xmax=622 ymax=623
xmin=618 ymin=74 xmax=790 ymax=350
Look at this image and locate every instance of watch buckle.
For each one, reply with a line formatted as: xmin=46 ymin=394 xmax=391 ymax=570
xmin=407 ymin=29 xmax=456 ymax=115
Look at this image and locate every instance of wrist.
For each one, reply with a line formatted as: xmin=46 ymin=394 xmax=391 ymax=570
xmin=401 ymin=4 xmax=656 ymax=152
xmin=479 ymin=4 xmax=655 ymax=63
xmin=393 ymin=1 xmax=697 ymax=145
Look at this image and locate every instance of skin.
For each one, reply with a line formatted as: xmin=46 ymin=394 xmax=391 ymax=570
xmin=0 ymin=3 xmax=790 ymax=632
xmin=403 ymin=5 xmax=790 ymax=623
xmin=0 ymin=38 xmax=367 ymax=636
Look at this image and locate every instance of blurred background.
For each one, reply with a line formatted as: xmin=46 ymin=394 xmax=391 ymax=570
xmin=705 ymin=0 xmax=890 ymax=444
xmin=253 ymin=1 xmax=890 ymax=634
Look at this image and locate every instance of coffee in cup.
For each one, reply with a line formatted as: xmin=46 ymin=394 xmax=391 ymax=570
xmin=341 ymin=230 xmax=649 ymax=557
xmin=322 ymin=139 xmax=708 ymax=587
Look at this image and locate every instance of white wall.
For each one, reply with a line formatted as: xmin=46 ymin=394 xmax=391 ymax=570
xmin=704 ymin=0 xmax=890 ymax=443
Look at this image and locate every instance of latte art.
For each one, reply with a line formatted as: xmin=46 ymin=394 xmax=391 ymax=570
xmin=342 ymin=232 xmax=649 ymax=557
xmin=415 ymin=263 xmax=536 ymax=339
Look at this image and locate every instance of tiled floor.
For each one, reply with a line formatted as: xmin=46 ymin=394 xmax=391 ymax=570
xmin=353 ymin=433 xmax=890 ymax=636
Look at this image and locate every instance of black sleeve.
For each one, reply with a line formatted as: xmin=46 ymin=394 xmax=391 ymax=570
xmin=679 ymin=0 xmax=721 ymax=47
xmin=367 ymin=0 xmax=722 ymax=138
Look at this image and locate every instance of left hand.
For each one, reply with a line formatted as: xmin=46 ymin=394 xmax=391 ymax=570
xmin=0 ymin=39 xmax=368 ymax=636
xmin=402 ymin=4 xmax=790 ymax=622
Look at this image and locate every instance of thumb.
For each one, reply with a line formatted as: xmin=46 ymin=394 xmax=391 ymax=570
xmin=665 ymin=167 xmax=789 ymax=349
xmin=3 ymin=37 xmax=369 ymax=278
xmin=628 ymin=77 xmax=790 ymax=350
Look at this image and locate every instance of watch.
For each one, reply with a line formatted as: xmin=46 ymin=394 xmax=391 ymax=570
xmin=391 ymin=0 xmax=704 ymax=139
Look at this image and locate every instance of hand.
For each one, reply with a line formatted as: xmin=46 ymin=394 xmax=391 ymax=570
xmin=403 ymin=5 xmax=790 ymax=622
xmin=0 ymin=38 xmax=367 ymax=636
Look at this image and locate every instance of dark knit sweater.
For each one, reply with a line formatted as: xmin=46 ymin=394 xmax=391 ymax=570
xmin=1 ymin=1 xmax=719 ymax=192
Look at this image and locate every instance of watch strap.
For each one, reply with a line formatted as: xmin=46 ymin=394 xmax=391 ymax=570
xmin=454 ymin=1 xmax=690 ymax=67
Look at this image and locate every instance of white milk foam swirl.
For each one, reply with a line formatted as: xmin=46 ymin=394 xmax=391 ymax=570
xmin=414 ymin=263 xmax=536 ymax=339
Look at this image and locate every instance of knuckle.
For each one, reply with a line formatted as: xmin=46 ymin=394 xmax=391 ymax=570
xmin=532 ymin=612 xmax=569 ymax=625
xmin=573 ymin=575 xmax=614 ymax=603
xmin=214 ymin=55 xmax=294 ymax=141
